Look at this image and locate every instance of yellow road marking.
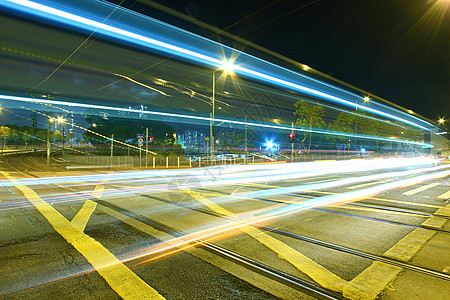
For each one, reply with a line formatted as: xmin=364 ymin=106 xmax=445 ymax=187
xmin=435 ymin=204 xmax=450 ymax=217
xmin=383 ymin=228 xmax=436 ymax=262
xmin=303 ymin=190 xmax=443 ymax=209
xmin=92 ymin=173 xmax=113 ymax=199
xmin=346 ymin=179 xmax=392 ymax=190
xmin=246 ymin=182 xmax=443 ymax=209
xmin=71 ymin=200 xmax=97 ymax=231
xmin=1 ymin=171 xmax=164 ymax=300
xmin=437 ymin=190 xmax=450 ymax=199
xmin=93 ymin=185 xmax=106 ymax=199
xmin=325 ymin=204 xmax=430 ymax=218
xmin=182 ymin=190 xmax=429 ymax=218
xmin=285 ymin=175 xmax=334 ymax=182
xmin=402 ymin=182 xmax=440 ymax=196
xmin=343 ymin=262 xmax=402 ymax=300
xmin=421 ymin=216 xmax=447 ymax=229
xmin=70 ymin=174 xmax=113 ymax=231
xmin=97 ymin=204 xmax=312 ymax=300
xmin=184 ymin=189 xmax=347 ymax=292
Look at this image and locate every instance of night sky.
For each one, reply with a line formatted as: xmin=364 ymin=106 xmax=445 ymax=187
xmin=145 ymin=0 xmax=449 ymax=123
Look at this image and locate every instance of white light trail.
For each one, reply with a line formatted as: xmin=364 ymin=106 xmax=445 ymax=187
xmin=0 ymin=0 xmax=433 ymax=131
xmin=0 ymin=94 xmax=432 ymax=147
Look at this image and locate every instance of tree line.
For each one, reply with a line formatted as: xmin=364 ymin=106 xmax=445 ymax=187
xmin=293 ymin=100 xmax=423 ymax=153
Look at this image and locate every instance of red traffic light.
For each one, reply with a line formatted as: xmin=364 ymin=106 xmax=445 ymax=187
xmin=149 ymin=136 xmax=154 ymax=143
xmin=289 ymin=133 xmax=295 ymax=140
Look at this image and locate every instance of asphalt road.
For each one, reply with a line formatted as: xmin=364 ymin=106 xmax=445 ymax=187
xmin=1 ymin=153 xmax=449 ymax=299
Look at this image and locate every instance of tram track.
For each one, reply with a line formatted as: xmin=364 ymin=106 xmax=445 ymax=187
xmin=137 ymin=191 xmax=450 ymax=281
xmin=96 ymin=199 xmax=343 ymax=300
xmin=3 ymin=153 xmax=449 ymax=298
xmin=1 ymin=154 xmax=342 ymax=299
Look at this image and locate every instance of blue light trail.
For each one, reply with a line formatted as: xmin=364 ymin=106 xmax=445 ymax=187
xmin=0 ymin=94 xmax=433 ymax=147
xmin=0 ymin=0 xmax=435 ymax=132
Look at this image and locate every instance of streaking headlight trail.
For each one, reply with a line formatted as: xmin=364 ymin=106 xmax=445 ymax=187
xmin=0 ymin=0 xmax=435 ymax=131
xmin=0 ymin=94 xmax=433 ymax=148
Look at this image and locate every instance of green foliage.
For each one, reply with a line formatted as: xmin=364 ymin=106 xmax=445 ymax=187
xmin=53 ymin=130 xmax=63 ymax=143
xmin=293 ymin=100 xmax=325 ymax=153
xmin=294 ymin=100 xmax=326 ymax=129
xmin=0 ymin=126 xmax=12 ymax=152
xmin=0 ymin=126 xmax=12 ymax=140
xmin=217 ymin=127 xmax=258 ymax=150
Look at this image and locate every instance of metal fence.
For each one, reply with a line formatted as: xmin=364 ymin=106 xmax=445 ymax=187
xmin=62 ymin=152 xmax=397 ymax=170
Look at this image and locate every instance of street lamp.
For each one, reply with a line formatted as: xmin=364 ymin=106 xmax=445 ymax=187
xmin=57 ymin=117 xmax=66 ymax=154
xmin=211 ymin=61 xmax=234 ymax=159
xmin=47 ymin=116 xmax=54 ymax=166
xmin=355 ymin=96 xmax=369 ymax=154
xmin=438 ymin=118 xmax=445 ymax=125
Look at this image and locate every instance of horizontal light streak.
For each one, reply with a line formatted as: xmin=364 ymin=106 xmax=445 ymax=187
xmin=2 ymin=159 xmax=448 ymax=292
xmin=0 ymin=94 xmax=432 ymax=147
xmin=1 ymin=158 xmax=444 ymax=216
xmin=103 ymin=167 xmax=450 ymax=267
xmin=1 ymin=0 xmax=432 ymax=131
xmin=0 ymin=157 xmax=438 ymax=189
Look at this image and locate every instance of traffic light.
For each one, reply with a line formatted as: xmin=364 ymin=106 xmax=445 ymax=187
xmin=289 ymin=133 xmax=295 ymax=141
xmin=149 ymin=136 xmax=154 ymax=143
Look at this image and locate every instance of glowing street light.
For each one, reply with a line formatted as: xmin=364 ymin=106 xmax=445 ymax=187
xmin=438 ymin=118 xmax=445 ymax=125
xmin=211 ymin=60 xmax=234 ymax=158
xmin=363 ymin=96 xmax=370 ymax=102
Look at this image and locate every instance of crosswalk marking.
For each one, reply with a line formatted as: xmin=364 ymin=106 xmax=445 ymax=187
xmin=437 ymin=190 xmax=450 ymax=199
xmin=402 ymin=183 xmax=439 ymax=196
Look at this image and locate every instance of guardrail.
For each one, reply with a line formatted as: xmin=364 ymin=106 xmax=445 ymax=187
xmin=62 ymin=153 xmax=410 ymax=170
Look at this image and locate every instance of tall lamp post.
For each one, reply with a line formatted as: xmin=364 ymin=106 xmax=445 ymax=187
xmin=57 ymin=117 xmax=65 ymax=155
xmin=210 ymin=62 xmax=234 ymax=160
xmin=355 ymin=96 xmax=370 ymax=154
xmin=47 ymin=115 xmax=53 ymax=166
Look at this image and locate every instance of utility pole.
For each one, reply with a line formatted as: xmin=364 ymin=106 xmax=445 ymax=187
xmin=210 ymin=72 xmax=215 ymax=159
xmin=62 ymin=119 xmax=65 ymax=156
xmin=145 ymin=127 xmax=148 ymax=167
xmin=47 ymin=111 xmax=51 ymax=166
xmin=355 ymin=100 xmax=358 ymax=155
xmin=245 ymin=115 xmax=247 ymax=154
xmin=110 ymin=133 xmax=114 ymax=169
xmin=32 ymin=112 xmax=37 ymax=152
xmin=291 ymin=122 xmax=294 ymax=162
